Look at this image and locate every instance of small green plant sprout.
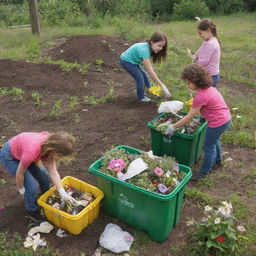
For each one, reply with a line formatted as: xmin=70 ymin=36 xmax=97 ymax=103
xmin=0 ymin=87 xmax=24 ymax=101
xmin=69 ymin=96 xmax=79 ymax=109
xmin=83 ymin=81 xmax=88 ymax=88
xmin=74 ymin=113 xmax=80 ymax=123
xmin=98 ymin=87 xmax=116 ymax=103
xmin=83 ymin=95 xmax=98 ymax=105
xmin=95 ymin=59 xmax=104 ymax=65
xmin=187 ymin=201 xmax=248 ymax=256
xmin=0 ymin=179 xmax=7 ymax=185
xmin=31 ymin=92 xmax=41 ymax=106
xmin=50 ymin=99 xmax=63 ymax=117
xmin=78 ymin=64 xmax=90 ymax=75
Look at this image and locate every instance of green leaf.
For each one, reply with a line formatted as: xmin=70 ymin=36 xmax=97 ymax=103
xmin=0 ymin=179 xmax=7 ymax=185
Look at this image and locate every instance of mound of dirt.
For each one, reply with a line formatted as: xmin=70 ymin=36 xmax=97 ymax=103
xmin=46 ymin=35 xmax=131 ymax=66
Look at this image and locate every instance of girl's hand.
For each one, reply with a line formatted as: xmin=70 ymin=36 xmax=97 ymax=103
xmin=19 ymin=187 xmax=25 ymax=195
xmin=161 ymin=85 xmax=171 ymax=98
xmin=58 ymin=187 xmax=78 ymax=205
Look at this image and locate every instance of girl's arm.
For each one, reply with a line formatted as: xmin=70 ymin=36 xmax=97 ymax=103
xmin=173 ymin=107 xmax=200 ymax=129
xmin=143 ymin=59 xmax=171 ymax=97
xmin=143 ymin=59 xmax=164 ymax=86
xmin=16 ymin=162 xmax=26 ymax=191
xmin=43 ymin=160 xmax=62 ymax=190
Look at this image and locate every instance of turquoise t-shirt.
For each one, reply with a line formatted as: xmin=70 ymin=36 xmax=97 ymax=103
xmin=120 ymin=42 xmax=151 ymax=65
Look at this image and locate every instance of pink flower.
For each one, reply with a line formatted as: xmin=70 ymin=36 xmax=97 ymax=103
xmin=108 ymin=159 xmax=126 ymax=172
xmin=154 ymin=167 xmax=164 ymax=177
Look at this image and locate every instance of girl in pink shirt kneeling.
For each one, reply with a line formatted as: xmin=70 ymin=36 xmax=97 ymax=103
xmin=191 ymin=18 xmax=221 ymax=87
xmin=0 ymin=131 xmax=77 ymax=222
xmin=167 ymin=64 xmax=231 ymax=181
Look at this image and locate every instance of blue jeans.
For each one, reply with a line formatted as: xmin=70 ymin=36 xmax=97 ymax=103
xmin=211 ymin=73 xmax=220 ymax=87
xmin=120 ymin=58 xmax=151 ymax=100
xmin=199 ymin=120 xmax=232 ymax=176
xmin=0 ymin=141 xmax=50 ymax=211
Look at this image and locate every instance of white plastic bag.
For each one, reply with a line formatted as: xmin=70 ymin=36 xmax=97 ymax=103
xmin=158 ymin=100 xmax=184 ymax=114
xmin=123 ymin=158 xmax=148 ymax=180
xmin=99 ymin=223 xmax=134 ymax=253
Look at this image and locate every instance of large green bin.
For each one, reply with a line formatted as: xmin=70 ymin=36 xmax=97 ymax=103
xmin=147 ymin=113 xmax=207 ymax=166
xmin=88 ymin=145 xmax=192 ymax=243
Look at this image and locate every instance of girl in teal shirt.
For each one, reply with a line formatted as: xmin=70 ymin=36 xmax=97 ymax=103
xmin=120 ymin=31 xmax=171 ymax=102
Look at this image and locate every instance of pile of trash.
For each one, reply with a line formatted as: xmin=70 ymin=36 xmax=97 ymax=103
xmin=47 ymin=185 xmax=95 ymax=215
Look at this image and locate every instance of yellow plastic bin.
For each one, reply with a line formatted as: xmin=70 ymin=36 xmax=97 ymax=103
xmin=37 ymin=176 xmax=104 ymax=235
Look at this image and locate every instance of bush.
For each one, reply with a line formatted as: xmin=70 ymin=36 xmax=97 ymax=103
xmin=0 ymin=2 xmax=29 ymax=26
xmin=39 ymin=0 xmax=85 ymax=26
xmin=172 ymin=0 xmax=210 ymax=20
xmin=187 ymin=202 xmax=248 ymax=256
xmin=204 ymin=0 xmax=245 ymax=14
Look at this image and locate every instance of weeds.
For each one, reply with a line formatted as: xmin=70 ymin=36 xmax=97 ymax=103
xmin=185 ymin=187 xmax=214 ymax=206
xmin=31 ymin=92 xmax=41 ymax=106
xmin=0 ymin=87 xmax=24 ymax=101
xmin=69 ymin=96 xmax=80 ymax=109
xmin=50 ymin=99 xmax=63 ymax=117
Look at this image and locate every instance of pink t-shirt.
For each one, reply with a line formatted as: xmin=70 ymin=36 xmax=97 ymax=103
xmin=10 ymin=132 xmax=50 ymax=169
xmin=196 ymin=37 xmax=220 ymax=76
xmin=192 ymin=87 xmax=231 ymax=128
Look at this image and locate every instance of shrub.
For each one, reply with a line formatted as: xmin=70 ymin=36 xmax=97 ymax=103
xmin=204 ymin=0 xmax=245 ymax=14
xmin=187 ymin=201 xmax=248 ymax=256
xmin=39 ymin=0 xmax=84 ymax=26
xmin=172 ymin=0 xmax=210 ymax=20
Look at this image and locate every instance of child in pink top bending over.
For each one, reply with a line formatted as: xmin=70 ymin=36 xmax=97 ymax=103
xmin=0 ymin=131 xmax=77 ymax=221
xmin=167 ymin=64 xmax=231 ymax=181
xmin=190 ymin=18 xmax=221 ymax=87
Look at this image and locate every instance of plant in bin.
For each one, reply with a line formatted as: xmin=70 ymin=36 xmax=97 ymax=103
xmin=152 ymin=112 xmax=203 ymax=135
xmin=186 ymin=201 xmax=248 ymax=256
xmin=101 ymin=147 xmax=186 ymax=195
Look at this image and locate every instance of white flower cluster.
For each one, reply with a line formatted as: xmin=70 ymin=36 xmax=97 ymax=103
xmin=217 ymin=201 xmax=233 ymax=218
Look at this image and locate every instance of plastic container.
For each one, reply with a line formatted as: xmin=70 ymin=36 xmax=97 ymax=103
xmin=147 ymin=113 xmax=207 ymax=166
xmin=88 ymin=145 xmax=192 ymax=243
xmin=37 ymin=176 xmax=104 ymax=235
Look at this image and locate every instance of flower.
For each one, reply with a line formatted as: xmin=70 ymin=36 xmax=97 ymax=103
xmin=173 ymin=164 xmax=179 ymax=173
xmin=217 ymin=206 xmax=231 ymax=218
xmin=216 ymin=235 xmax=225 ymax=243
xmin=117 ymin=172 xmax=126 ymax=181
xmin=237 ymin=225 xmax=246 ymax=232
xmin=221 ymin=201 xmax=233 ymax=210
xmin=158 ymin=183 xmax=168 ymax=194
xmin=154 ymin=167 xmax=164 ymax=177
xmin=214 ymin=218 xmax=221 ymax=224
xmin=108 ymin=159 xmax=126 ymax=172
xmin=165 ymin=170 xmax=171 ymax=177
xmin=204 ymin=205 xmax=212 ymax=212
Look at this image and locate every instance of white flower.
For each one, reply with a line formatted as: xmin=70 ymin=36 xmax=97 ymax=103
xmin=217 ymin=206 xmax=231 ymax=218
xmin=222 ymin=201 xmax=233 ymax=210
xmin=237 ymin=225 xmax=246 ymax=232
xmin=214 ymin=218 xmax=221 ymax=224
xmin=204 ymin=205 xmax=212 ymax=212
xmin=165 ymin=170 xmax=171 ymax=177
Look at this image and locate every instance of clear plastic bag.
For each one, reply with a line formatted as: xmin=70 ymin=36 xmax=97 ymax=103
xmin=99 ymin=223 xmax=134 ymax=253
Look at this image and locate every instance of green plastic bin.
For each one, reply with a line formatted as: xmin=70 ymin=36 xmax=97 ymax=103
xmin=147 ymin=113 xmax=208 ymax=166
xmin=88 ymin=145 xmax=192 ymax=243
